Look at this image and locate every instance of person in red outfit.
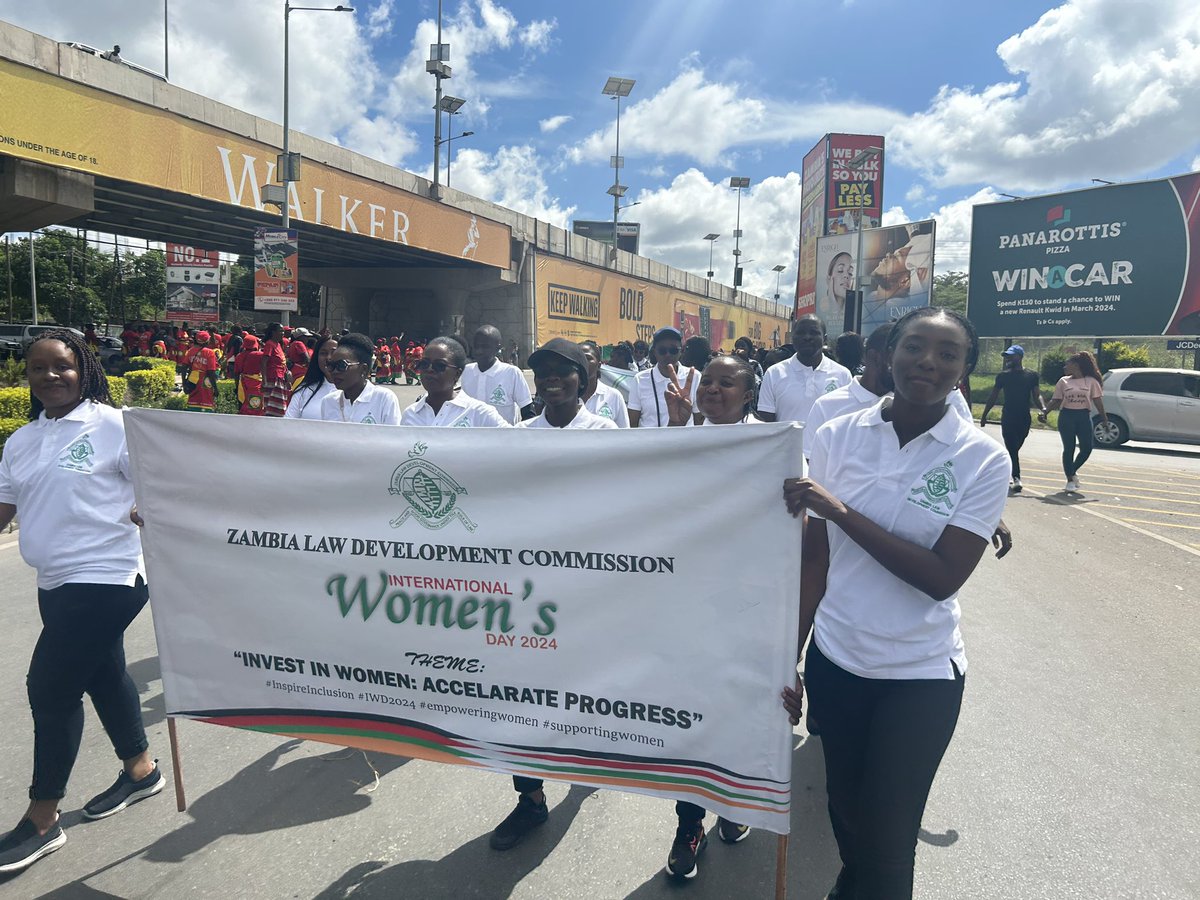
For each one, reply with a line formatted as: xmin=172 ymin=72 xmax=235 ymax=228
xmin=184 ymin=331 xmax=220 ymax=412
xmin=260 ymin=324 xmax=290 ymax=417
xmin=234 ymin=335 xmax=265 ymax=415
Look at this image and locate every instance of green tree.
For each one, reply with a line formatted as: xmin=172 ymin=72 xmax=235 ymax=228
xmin=932 ymin=271 xmax=968 ymax=315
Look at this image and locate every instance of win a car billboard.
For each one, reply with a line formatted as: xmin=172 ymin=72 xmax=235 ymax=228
xmin=968 ymin=173 xmax=1200 ymax=337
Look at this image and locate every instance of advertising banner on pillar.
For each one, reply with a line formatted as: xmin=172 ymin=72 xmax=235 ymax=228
xmin=165 ymin=242 xmax=220 ymax=322
xmin=825 ymin=134 xmax=885 ymax=236
xmin=795 ymin=139 xmax=829 ymax=317
xmin=814 ymin=232 xmax=859 ymax=334
xmin=858 ymin=220 xmax=934 ymax=333
xmin=124 ymin=410 xmax=804 ymax=834
xmin=968 ymin=173 xmax=1200 ymax=337
xmin=254 ymin=228 xmax=299 ymax=312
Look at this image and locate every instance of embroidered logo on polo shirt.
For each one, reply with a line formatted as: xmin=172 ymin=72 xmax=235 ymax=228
xmin=908 ymin=461 xmax=958 ymax=516
xmin=58 ymin=435 xmax=96 ymax=472
xmin=361 ymin=413 xmax=377 ymax=424
xmin=389 ymin=441 xmax=478 ymax=533
xmin=598 ymin=402 xmax=613 ymax=418
xmin=824 ymin=380 xmax=839 ymax=393
xmin=489 ymin=386 xmax=508 ymax=405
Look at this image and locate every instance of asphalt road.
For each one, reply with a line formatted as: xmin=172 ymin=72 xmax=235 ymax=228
xmin=0 ymin=408 xmax=1197 ymax=899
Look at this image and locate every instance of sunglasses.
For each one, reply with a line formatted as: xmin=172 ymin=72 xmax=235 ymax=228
xmin=655 ymin=346 xmax=681 ymax=356
xmin=414 ymin=359 xmax=460 ymax=373
xmin=328 ymin=359 xmax=366 ymax=372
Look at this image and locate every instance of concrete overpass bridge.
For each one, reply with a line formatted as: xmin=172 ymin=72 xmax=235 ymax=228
xmin=0 ymin=19 xmax=790 ymax=349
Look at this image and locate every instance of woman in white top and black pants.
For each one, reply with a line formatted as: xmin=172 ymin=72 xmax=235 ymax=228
xmin=781 ymin=309 xmax=1010 ymax=899
xmin=0 ymin=330 xmax=162 ymax=875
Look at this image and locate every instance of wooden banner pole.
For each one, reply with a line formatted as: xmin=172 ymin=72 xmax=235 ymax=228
xmin=167 ymin=717 xmax=187 ymax=811
xmin=774 ymin=833 xmax=789 ymax=900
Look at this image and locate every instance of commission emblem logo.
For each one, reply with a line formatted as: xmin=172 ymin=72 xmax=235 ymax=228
xmin=908 ymin=460 xmax=957 ymax=515
xmin=58 ymin=435 xmax=96 ymax=472
xmin=388 ymin=441 xmax=477 ymax=532
xmin=489 ymin=386 xmax=507 ymax=405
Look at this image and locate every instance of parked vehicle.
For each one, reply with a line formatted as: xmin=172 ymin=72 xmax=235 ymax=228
xmin=0 ymin=324 xmax=124 ymax=372
xmin=1093 ymin=368 xmax=1200 ymax=447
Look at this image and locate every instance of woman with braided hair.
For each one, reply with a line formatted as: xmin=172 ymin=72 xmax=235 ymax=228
xmin=0 ymin=330 xmax=163 ymax=875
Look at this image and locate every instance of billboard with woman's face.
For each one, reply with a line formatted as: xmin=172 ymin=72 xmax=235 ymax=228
xmin=815 ymin=233 xmax=858 ymax=333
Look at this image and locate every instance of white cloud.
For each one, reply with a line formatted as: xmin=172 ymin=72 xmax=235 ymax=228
xmin=367 ymin=0 xmax=395 ymax=39
xmin=633 ymin=169 xmax=804 ymax=300
xmin=888 ymin=0 xmax=1200 ymax=191
xmin=904 ymin=183 xmax=927 ymax=204
xmin=539 ymin=115 xmax=573 ymax=134
xmin=567 ymin=65 xmax=903 ymax=168
xmin=445 ymin=145 xmax=576 ymax=227
xmin=520 ymin=18 xmax=556 ymax=52
xmin=1192 ymin=155 xmax=1200 ymax=172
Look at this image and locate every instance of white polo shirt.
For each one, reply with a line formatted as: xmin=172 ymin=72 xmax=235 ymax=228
xmin=584 ymin=382 xmax=630 ymax=428
xmin=285 ymin=379 xmax=336 ymax=420
xmin=804 ymin=378 xmax=975 ymax=455
xmin=0 ymin=401 xmax=144 ymax=590
xmin=808 ymin=398 xmax=1010 ymax=680
xmin=519 ymin=405 xmax=619 ymax=429
xmin=627 ymin=365 xmax=700 ymax=427
xmin=401 ymin=391 xmax=512 ymax=428
xmin=758 ymin=354 xmax=852 ymax=424
xmin=320 ymin=381 xmax=402 ymax=425
xmin=461 ymin=360 xmax=532 ymax=424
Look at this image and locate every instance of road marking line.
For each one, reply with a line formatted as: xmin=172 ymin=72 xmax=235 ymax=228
xmin=1019 ymin=480 xmax=1200 ymax=505
xmin=1023 ymin=489 xmax=1200 ymax=558
xmin=1090 ymin=504 xmax=1200 ymax=519
xmin=1024 ymin=461 xmax=1200 ymax=481
xmin=1118 ymin=518 xmax=1200 ymax=532
xmin=0 ymin=539 xmax=18 ymax=552
xmin=1021 ymin=468 xmax=1200 ymax=490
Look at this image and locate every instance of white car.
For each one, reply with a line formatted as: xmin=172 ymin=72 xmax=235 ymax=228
xmin=1093 ymin=368 xmax=1200 ymax=447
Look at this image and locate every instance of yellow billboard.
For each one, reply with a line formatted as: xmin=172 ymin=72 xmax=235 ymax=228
xmin=0 ymin=59 xmax=510 ymax=269
xmin=536 ymin=255 xmax=788 ymax=349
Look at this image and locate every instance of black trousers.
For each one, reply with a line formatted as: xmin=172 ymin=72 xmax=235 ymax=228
xmin=805 ymin=642 xmax=964 ymax=900
xmin=513 ymin=776 xmax=543 ymax=794
xmin=1057 ymin=408 xmax=1094 ymax=478
xmin=1000 ymin=416 xmax=1031 ymax=480
xmin=27 ymin=578 xmax=150 ymax=801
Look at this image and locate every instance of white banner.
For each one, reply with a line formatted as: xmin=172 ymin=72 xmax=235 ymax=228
xmin=124 ymin=410 xmax=803 ymax=833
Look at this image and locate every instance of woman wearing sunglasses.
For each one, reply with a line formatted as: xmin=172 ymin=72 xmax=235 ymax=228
xmin=400 ymin=337 xmax=510 ymax=428
xmin=627 ymin=326 xmax=702 ymax=428
xmin=317 ymin=333 xmax=401 ymax=425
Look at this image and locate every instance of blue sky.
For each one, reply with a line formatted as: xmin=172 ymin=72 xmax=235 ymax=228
xmin=3 ymin=0 xmax=1199 ymax=300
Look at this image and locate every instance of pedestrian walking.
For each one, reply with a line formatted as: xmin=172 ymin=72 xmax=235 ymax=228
xmin=628 ymin=327 xmax=701 ymax=428
xmin=780 ymin=308 xmax=1010 ymax=900
xmin=0 ymin=330 xmax=163 ymax=875
xmin=318 ymin=333 xmax=401 ymax=425
xmin=579 ymin=340 xmax=629 ymax=427
xmin=260 ymin=323 xmax=290 ymax=418
xmin=980 ymin=345 xmax=1046 ymax=492
xmin=461 ymin=325 xmax=534 ymax=424
xmin=1040 ymin=350 xmax=1108 ymax=492
xmin=400 ymin=337 xmax=510 ymax=428
xmin=285 ymin=334 xmax=338 ymax=420
xmin=756 ymin=315 xmax=853 ymax=425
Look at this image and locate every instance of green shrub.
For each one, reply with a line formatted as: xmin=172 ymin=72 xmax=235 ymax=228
xmin=162 ymin=394 xmax=188 ymax=410
xmin=0 ymin=387 xmax=29 ymax=420
xmin=214 ymin=379 xmax=240 ymax=415
xmin=1041 ymin=350 xmax=1067 ymax=385
xmin=1097 ymin=340 xmax=1151 ymax=373
xmin=0 ymin=416 xmax=24 ymax=453
xmin=125 ymin=367 xmax=176 ymax=408
xmin=106 ymin=375 xmax=128 ymax=406
xmin=0 ymin=357 xmax=25 ymax=387
xmin=126 ymin=356 xmax=176 ymax=373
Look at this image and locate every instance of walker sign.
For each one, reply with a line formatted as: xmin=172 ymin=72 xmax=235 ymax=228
xmin=124 ymin=411 xmax=804 ymax=834
xmin=968 ymin=172 xmax=1200 ymax=337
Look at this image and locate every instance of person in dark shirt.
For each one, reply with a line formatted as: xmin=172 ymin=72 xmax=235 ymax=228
xmin=979 ymin=345 xmax=1046 ymax=492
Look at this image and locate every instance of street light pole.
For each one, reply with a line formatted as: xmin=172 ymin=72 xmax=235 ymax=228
xmin=163 ymin=0 xmax=169 ymax=80
xmin=772 ymin=264 xmax=786 ymax=301
xmin=280 ymin=2 xmax=354 ymax=325
xmin=444 ymin=130 xmax=473 ymax=189
xmin=729 ymin=177 xmax=750 ymax=287
xmin=29 ymin=231 xmax=38 ymax=325
xmin=602 ymin=77 xmax=635 ymax=264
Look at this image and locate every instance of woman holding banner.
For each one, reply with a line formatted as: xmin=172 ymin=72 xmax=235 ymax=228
xmin=781 ymin=308 xmax=1010 ymax=900
xmin=0 ymin=330 xmax=163 ymax=874
xmin=656 ymin=354 xmax=760 ymax=879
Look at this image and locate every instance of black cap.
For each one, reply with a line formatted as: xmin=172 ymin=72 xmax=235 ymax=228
xmin=527 ymin=338 xmax=589 ymax=393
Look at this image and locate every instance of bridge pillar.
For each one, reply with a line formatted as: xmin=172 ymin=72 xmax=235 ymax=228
xmin=0 ymin=157 xmax=94 ymax=232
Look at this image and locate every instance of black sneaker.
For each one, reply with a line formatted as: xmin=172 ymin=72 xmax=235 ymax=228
xmin=82 ymin=761 xmax=164 ymax=820
xmin=717 ymin=817 xmax=750 ymax=843
xmin=488 ymin=794 xmax=548 ymax=850
xmin=665 ymin=822 xmax=707 ymax=879
xmin=0 ymin=818 xmax=66 ymax=873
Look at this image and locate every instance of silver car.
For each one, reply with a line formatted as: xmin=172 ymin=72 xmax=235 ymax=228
xmin=1093 ymin=368 xmax=1200 ymax=447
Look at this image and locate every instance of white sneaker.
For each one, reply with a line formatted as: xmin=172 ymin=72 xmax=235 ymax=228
xmin=1011 ymin=478 xmax=1023 ymax=492
xmin=1065 ymin=479 xmax=1078 ymax=492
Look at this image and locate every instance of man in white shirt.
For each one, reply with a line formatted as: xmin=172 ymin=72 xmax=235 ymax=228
xmin=460 ymin=325 xmax=534 ymax=424
xmin=757 ymin=315 xmax=852 ymax=425
xmin=579 ymin=340 xmax=629 ymax=427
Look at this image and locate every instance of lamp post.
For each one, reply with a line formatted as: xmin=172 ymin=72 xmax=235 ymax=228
xmin=729 ymin=177 xmax=750 ymax=286
xmin=427 ymin=0 xmax=452 ymax=199
xmin=440 ymin=129 xmax=474 ymax=189
xmin=281 ymin=1 xmax=354 ymax=324
xmin=772 ymin=264 xmax=786 ymax=301
xmin=602 ymin=76 xmax=635 ymax=263
xmin=435 ymin=95 xmax=466 ymax=187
